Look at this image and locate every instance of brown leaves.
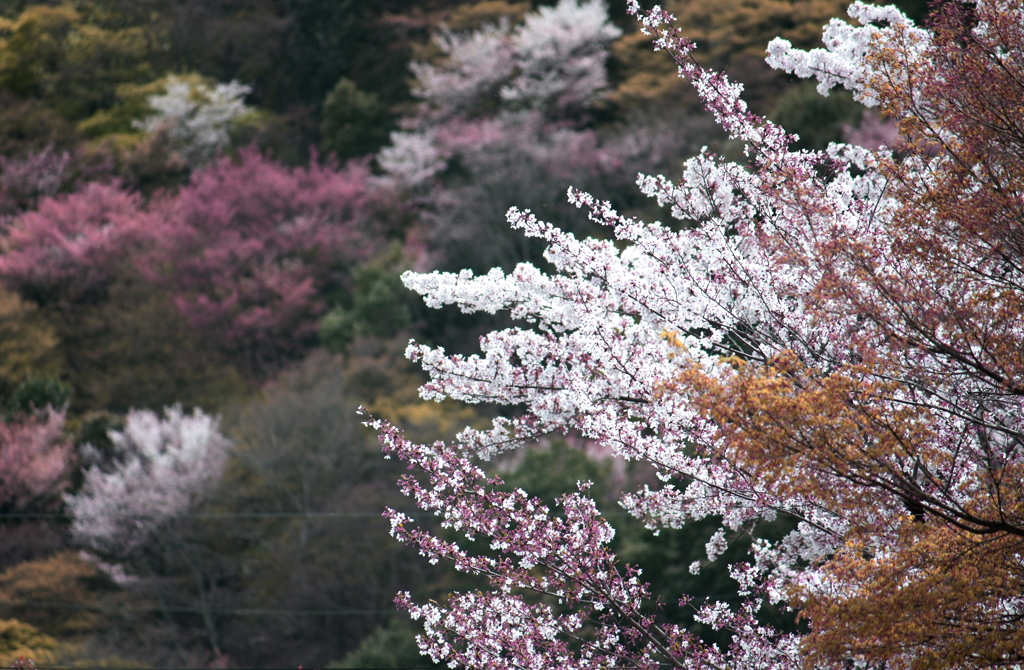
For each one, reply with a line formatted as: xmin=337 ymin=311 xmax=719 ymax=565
xmin=660 ymin=6 xmax=1024 ymax=662
xmin=798 ymin=525 xmax=1024 ymax=670
xmin=672 ymin=346 xmax=1024 ymax=668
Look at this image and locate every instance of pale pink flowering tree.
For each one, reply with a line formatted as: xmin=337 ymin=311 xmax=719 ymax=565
xmin=500 ymin=0 xmax=624 ymax=117
xmin=65 ymin=405 xmax=230 ymax=556
xmin=378 ymin=0 xmax=623 ymax=194
xmin=376 ymin=1 xmax=1024 ymax=668
xmin=64 ymin=405 xmax=233 ymax=656
xmin=0 ymin=410 xmax=72 ymax=512
xmin=134 ymin=76 xmax=254 ymax=169
xmin=398 ymin=0 xmax=621 ymax=131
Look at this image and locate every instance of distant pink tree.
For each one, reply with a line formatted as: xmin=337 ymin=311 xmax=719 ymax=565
xmin=0 ymin=146 xmax=72 ymax=217
xmin=0 ymin=410 xmax=72 ymax=512
xmin=0 ymin=148 xmax=390 ymax=378
xmin=151 ymin=148 xmax=384 ymax=376
xmin=0 ymin=182 xmax=152 ymax=306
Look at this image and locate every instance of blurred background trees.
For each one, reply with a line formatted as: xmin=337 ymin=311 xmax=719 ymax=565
xmin=0 ymin=0 xmax=914 ymax=667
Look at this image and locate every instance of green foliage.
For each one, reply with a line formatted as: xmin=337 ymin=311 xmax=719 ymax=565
xmin=349 ymin=339 xmax=484 ymax=446
xmin=668 ymin=0 xmax=852 ymax=67
xmin=330 ymin=619 xmax=442 ymax=669
xmin=222 ymin=353 xmax=382 ymax=518
xmin=889 ymin=0 xmax=930 ymax=21
xmin=277 ymin=0 xmax=362 ymax=107
xmin=320 ymin=250 xmax=414 ymax=353
xmin=196 ymin=351 xmax=455 ymax=665
xmin=608 ymin=31 xmax=697 ymax=113
xmin=6 ymin=374 xmax=71 ymax=415
xmin=0 ymin=551 xmax=122 ymax=638
xmin=771 ymin=80 xmax=863 ymax=150
xmin=445 ymin=1 xmax=530 ymax=32
xmin=317 ymin=309 xmax=356 ymax=353
xmin=0 ymin=4 xmax=27 ymax=20
xmin=609 ymin=0 xmax=852 ymax=114
xmin=320 ymin=78 xmax=391 ymax=161
xmin=499 ymin=440 xmax=610 ymax=511
xmin=0 ymin=95 xmax=74 ymax=156
xmin=25 ymin=271 xmax=248 ymax=416
xmin=76 ymin=76 xmax=173 ymax=140
xmin=0 ymin=5 xmax=81 ymax=99
xmin=0 ymin=552 xmax=174 ymax=668
xmin=0 ymin=3 xmax=154 ymax=156
xmin=0 ymin=290 xmax=59 ymax=402
xmin=0 ymin=4 xmax=153 ymax=121
xmin=79 ymin=129 xmax=191 ymax=195
xmin=240 ymin=105 xmax=318 ymax=167
xmin=98 ymin=0 xmax=364 ymax=112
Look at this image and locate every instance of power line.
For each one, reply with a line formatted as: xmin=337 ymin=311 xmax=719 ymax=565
xmin=0 ymin=594 xmax=743 ymax=617
xmin=26 ymin=667 xmax=669 ymax=670
xmin=0 ymin=511 xmax=635 ymax=519
xmin=0 ymin=512 xmax=415 ymax=519
xmin=0 ymin=600 xmax=396 ymax=616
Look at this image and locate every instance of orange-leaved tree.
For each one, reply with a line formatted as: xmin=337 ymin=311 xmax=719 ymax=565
xmin=676 ymin=1 xmax=1024 ymax=666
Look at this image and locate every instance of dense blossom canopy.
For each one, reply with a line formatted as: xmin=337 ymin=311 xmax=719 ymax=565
xmin=0 ymin=183 xmax=153 ymax=306
xmin=375 ymin=1 xmax=1024 ymax=668
xmin=152 ymin=148 xmax=380 ymax=376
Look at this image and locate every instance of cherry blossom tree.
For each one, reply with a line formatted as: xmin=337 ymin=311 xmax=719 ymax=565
xmin=0 ymin=182 xmax=153 ymax=307
xmin=0 ymin=410 xmax=71 ymax=513
xmin=65 ymin=405 xmax=230 ymax=556
xmin=377 ymin=0 xmax=700 ymax=275
xmin=134 ymin=75 xmax=255 ymax=169
xmin=397 ymin=0 xmax=621 ymax=130
xmin=0 ymin=146 xmax=71 ymax=217
xmin=378 ymin=0 xmax=623 ymax=192
xmin=63 ymin=405 xmax=232 ymax=657
xmin=152 ymin=148 xmax=385 ymax=377
xmin=0 ymin=146 xmax=390 ymax=383
xmin=374 ymin=1 xmax=1024 ymax=668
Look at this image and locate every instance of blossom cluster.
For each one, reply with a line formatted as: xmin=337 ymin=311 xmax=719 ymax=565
xmin=135 ymin=75 xmax=254 ymax=168
xmin=0 ymin=148 xmax=381 ymax=376
xmin=372 ymin=418 xmax=800 ymax=670
xmin=66 ymin=405 xmax=230 ymax=555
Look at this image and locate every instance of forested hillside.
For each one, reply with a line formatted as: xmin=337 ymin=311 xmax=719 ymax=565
xmin=0 ymin=0 xmax=931 ymax=668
